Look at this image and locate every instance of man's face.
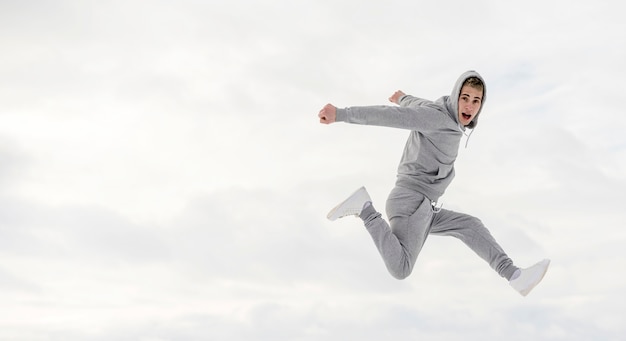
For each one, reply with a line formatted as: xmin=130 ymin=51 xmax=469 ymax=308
xmin=458 ymin=85 xmax=483 ymax=126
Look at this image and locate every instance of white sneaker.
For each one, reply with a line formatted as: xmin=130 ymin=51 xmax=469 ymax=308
xmin=326 ymin=186 xmax=372 ymax=221
xmin=509 ymin=259 xmax=551 ymax=296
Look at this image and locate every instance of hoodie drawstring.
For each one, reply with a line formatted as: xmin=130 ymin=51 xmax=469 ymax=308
xmin=431 ymin=200 xmax=443 ymax=213
xmin=464 ymin=127 xmax=475 ymax=148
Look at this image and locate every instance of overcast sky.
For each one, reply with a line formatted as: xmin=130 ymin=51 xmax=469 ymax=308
xmin=1 ymin=0 xmax=625 ymax=340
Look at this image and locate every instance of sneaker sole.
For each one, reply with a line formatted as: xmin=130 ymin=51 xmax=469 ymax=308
xmin=326 ymin=186 xmax=367 ymax=221
xmin=520 ymin=259 xmax=551 ymax=296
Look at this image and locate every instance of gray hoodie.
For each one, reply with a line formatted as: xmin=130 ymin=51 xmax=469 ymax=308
xmin=335 ymin=70 xmax=486 ymax=201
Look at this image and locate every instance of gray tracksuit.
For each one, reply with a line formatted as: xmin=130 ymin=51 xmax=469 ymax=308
xmin=335 ymin=71 xmax=518 ymax=280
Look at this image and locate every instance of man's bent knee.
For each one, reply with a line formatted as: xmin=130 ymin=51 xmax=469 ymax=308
xmin=388 ymin=262 xmax=413 ymax=280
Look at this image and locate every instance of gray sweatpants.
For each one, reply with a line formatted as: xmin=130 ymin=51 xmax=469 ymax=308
xmin=360 ymin=186 xmax=518 ymax=280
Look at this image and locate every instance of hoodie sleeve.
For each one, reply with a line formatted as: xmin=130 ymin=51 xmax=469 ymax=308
xmin=398 ymin=95 xmax=433 ymax=109
xmin=336 ymin=105 xmax=449 ymax=133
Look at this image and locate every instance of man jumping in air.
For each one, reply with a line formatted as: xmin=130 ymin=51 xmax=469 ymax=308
xmin=318 ymin=70 xmax=549 ymax=296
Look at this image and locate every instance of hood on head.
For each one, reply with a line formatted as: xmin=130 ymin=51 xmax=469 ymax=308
xmin=446 ymin=70 xmax=486 ymax=130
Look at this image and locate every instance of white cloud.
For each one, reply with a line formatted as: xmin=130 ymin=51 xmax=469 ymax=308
xmin=1 ymin=0 xmax=625 ymax=339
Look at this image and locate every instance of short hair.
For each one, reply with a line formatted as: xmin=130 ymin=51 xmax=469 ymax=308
xmin=463 ymin=76 xmax=484 ymax=92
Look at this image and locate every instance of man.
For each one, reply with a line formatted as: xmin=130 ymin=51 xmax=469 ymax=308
xmin=318 ymin=70 xmax=549 ymax=296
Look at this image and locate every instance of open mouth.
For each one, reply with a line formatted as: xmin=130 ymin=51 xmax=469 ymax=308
xmin=462 ymin=113 xmax=472 ymax=120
